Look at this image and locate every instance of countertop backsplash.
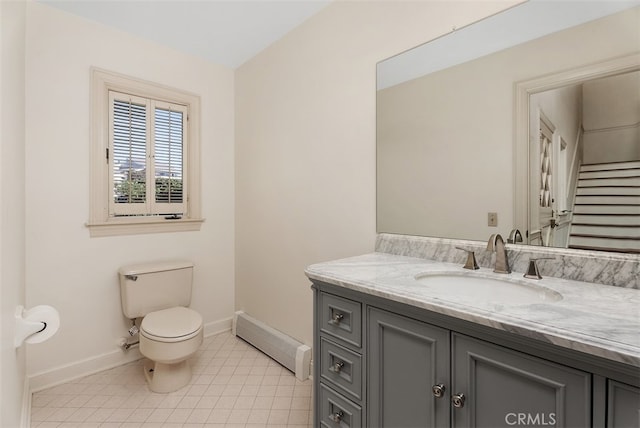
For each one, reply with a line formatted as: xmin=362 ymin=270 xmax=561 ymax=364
xmin=375 ymin=233 xmax=640 ymax=289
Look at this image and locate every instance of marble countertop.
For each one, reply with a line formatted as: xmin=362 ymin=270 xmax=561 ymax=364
xmin=305 ymin=252 xmax=640 ymax=367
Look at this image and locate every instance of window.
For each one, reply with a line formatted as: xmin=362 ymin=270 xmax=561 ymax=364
xmin=89 ymin=69 xmax=203 ymax=236
xmin=109 ymin=93 xmax=186 ymax=216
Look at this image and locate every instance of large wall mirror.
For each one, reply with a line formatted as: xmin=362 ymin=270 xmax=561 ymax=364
xmin=377 ymin=1 xmax=640 ymax=253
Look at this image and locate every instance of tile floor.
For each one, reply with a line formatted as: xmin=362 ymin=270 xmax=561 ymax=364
xmin=30 ymin=332 xmax=313 ymax=427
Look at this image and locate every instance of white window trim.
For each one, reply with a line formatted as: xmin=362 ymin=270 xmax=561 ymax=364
xmin=88 ymin=68 xmax=203 ymax=237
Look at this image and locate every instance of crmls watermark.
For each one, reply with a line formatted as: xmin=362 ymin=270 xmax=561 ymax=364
xmin=505 ymin=412 xmax=556 ymax=426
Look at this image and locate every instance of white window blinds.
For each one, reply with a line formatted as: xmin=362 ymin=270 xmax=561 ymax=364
xmin=153 ymin=103 xmax=186 ymax=212
xmin=108 ymin=91 xmax=187 ymax=217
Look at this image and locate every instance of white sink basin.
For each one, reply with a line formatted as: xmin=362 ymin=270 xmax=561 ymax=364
xmin=414 ymin=272 xmax=563 ymax=306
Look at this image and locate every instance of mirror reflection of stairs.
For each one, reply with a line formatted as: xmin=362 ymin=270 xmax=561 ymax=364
xmin=570 ymin=160 xmax=640 ymax=253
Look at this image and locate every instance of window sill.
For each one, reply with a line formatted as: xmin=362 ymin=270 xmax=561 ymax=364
xmin=86 ymin=217 xmax=204 ymax=237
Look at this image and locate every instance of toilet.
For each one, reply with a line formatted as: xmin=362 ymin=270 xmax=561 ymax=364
xmin=118 ymin=260 xmax=203 ymax=393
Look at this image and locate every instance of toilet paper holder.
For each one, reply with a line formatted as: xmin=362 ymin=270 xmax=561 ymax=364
xmin=14 ymin=305 xmax=60 ymax=348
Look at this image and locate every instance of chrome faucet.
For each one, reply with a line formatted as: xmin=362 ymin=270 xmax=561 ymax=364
xmin=487 ymin=234 xmax=511 ymax=274
xmin=508 ymin=228 xmax=523 ymax=244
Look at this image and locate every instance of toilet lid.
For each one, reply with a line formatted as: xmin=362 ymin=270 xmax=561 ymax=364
xmin=141 ymin=306 xmax=203 ymax=341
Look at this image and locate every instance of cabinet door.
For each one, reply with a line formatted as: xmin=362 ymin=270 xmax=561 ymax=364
xmin=368 ymin=307 xmax=450 ymax=428
xmin=452 ymin=333 xmax=591 ymax=428
xmin=608 ymin=380 xmax=640 ymax=428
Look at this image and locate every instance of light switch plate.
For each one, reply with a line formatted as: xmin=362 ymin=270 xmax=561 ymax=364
xmin=488 ymin=212 xmax=498 ymax=227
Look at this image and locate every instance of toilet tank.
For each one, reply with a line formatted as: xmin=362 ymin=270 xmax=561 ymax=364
xmin=118 ymin=260 xmax=194 ymax=319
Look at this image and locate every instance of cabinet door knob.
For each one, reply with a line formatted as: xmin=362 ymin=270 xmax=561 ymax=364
xmin=329 ymin=410 xmax=344 ymax=423
xmin=329 ymin=312 xmax=344 ymax=325
xmin=452 ymin=393 xmax=466 ymax=408
xmin=330 ymin=361 xmax=345 ymax=373
xmin=432 ymin=383 xmax=446 ymax=398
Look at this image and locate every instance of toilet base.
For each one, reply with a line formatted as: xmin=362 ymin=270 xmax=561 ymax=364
xmin=143 ymin=358 xmax=193 ymax=393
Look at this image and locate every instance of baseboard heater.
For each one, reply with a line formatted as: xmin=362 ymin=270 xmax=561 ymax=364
xmin=233 ymin=311 xmax=311 ymax=381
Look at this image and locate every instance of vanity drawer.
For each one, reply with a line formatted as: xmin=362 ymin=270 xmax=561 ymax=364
xmin=320 ymin=337 xmax=362 ymax=401
xmin=320 ymin=383 xmax=362 ymax=428
xmin=319 ymin=292 xmax=362 ymax=348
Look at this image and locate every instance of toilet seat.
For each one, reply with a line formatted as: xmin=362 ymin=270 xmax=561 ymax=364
xmin=141 ymin=306 xmax=203 ymax=343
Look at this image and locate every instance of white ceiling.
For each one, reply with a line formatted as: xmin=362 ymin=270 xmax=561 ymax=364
xmin=38 ymin=0 xmax=331 ymax=69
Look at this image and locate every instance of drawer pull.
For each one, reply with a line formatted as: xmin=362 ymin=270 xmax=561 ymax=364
xmin=452 ymin=393 xmax=466 ymax=408
xmin=329 ymin=410 xmax=345 ymax=423
xmin=330 ymin=360 xmax=345 ymax=373
xmin=329 ymin=312 xmax=344 ymax=325
xmin=432 ymin=383 xmax=446 ymax=398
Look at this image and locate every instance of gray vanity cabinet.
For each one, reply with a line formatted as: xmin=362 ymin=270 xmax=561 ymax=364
xmin=317 ymin=290 xmax=365 ymax=428
xmin=607 ymin=380 xmax=640 ymax=427
xmin=367 ymin=306 xmax=590 ymax=428
xmin=452 ymin=333 xmax=591 ymax=428
xmin=312 ymin=281 xmax=638 ymax=428
xmin=368 ymin=307 xmax=450 ymax=427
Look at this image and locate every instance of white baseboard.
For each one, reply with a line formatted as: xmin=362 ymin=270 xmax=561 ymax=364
xmin=204 ymin=317 xmax=233 ymax=338
xmin=28 ymin=317 xmax=233 ymax=393
xmin=29 ymin=343 xmax=144 ymax=393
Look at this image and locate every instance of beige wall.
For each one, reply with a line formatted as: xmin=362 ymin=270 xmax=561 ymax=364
xmin=377 ymin=56 xmax=518 ymax=241
xmin=1 ymin=1 xmax=28 ymax=425
xmin=24 ymin=2 xmax=235 ymax=388
xmin=235 ymin=0 xmax=520 ymax=348
xmin=583 ymin=71 xmax=640 ymax=163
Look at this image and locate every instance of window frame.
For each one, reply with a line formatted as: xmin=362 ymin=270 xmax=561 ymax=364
xmin=88 ymin=68 xmax=203 ymax=237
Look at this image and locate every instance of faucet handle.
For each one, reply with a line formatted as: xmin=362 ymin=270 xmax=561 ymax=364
xmin=523 ymin=257 xmax=554 ymax=280
xmin=455 ymin=247 xmax=479 ymax=270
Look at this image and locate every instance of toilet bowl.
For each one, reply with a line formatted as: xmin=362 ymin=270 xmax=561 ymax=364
xmin=139 ymin=306 xmax=203 ymax=393
xmin=118 ymin=261 xmax=203 ymax=393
